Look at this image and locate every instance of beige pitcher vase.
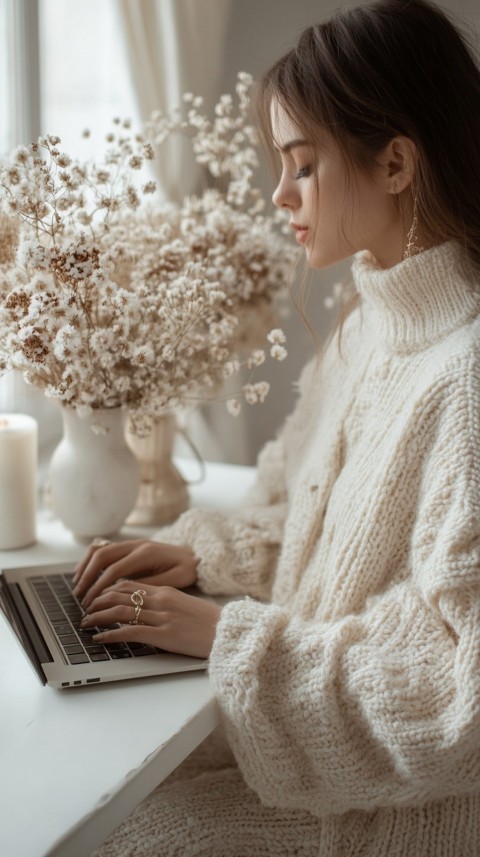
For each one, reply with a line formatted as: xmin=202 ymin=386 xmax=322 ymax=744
xmin=125 ymin=413 xmax=204 ymax=527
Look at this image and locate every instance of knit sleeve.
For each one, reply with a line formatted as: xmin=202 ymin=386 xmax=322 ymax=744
xmin=208 ymin=363 xmax=480 ymax=815
xmin=153 ymin=435 xmax=287 ymax=600
xmin=152 ymin=360 xmax=317 ymax=600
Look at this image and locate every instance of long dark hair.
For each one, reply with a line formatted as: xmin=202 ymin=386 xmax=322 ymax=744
xmin=257 ymin=0 xmax=480 ymax=337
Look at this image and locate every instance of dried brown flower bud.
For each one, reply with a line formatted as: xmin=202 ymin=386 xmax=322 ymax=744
xmin=0 ymin=215 xmax=20 ymax=265
xmin=22 ymin=331 xmax=49 ymax=363
xmin=4 ymin=288 xmax=30 ymax=312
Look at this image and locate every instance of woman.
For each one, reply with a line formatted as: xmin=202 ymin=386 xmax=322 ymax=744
xmin=77 ymin=0 xmax=480 ymax=853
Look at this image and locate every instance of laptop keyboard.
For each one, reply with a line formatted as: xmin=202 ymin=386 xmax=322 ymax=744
xmin=31 ymin=573 xmax=159 ymax=665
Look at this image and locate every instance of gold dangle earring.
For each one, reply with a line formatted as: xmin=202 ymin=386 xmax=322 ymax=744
xmin=403 ymin=191 xmax=423 ymax=260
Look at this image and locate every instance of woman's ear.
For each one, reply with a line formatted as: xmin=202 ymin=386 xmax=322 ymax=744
xmin=377 ymin=136 xmax=418 ymax=194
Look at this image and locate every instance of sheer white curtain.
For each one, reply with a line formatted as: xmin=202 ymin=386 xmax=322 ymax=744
xmin=118 ymin=0 xmax=250 ymax=464
xmin=119 ymin=0 xmax=232 ymax=202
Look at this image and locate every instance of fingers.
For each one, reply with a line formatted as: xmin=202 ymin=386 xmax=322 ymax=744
xmin=133 ymin=565 xmax=195 ymax=590
xmin=81 ymin=585 xmax=164 ymax=649
xmin=81 ymin=589 xmax=135 ymax=618
xmin=91 ymin=624 xmax=160 ymax=648
xmin=72 ymin=537 xmax=120 ymax=584
xmin=81 ymin=581 xmax=160 ymax=627
xmin=82 ymin=603 xmax=135 ymax=628
xmin=72 ymin=540 xmax=148 ymax=602
xmin=73 ymin=541 xmax=199 ymax=607
xmin=79 ymin=557 xmax=139 ymax=609
xmin=83 ymin=606 xmax=159 ymax=630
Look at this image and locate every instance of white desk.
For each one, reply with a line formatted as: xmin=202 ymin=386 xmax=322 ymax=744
xmin=0 ymin=459 xmax=255 ymax=857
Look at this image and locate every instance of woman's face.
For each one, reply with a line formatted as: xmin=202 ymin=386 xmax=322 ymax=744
xmin=270 ymin=101 xmax=403 ymax=269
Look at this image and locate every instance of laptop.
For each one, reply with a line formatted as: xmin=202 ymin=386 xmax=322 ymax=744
xmin=0 ymin=561 xmax=209 ymax=688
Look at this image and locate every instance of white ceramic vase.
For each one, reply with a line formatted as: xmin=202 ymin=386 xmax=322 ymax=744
xmin=49 ymin=407 xmax=140 ymax=541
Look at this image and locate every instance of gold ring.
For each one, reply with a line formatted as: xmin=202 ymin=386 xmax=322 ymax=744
xmin=129 ymin=590 xmax=146 ymax=625
xmin=130 ymin=589 xmax=146 ymax=607
xmin=129 ymin=605 xmax=144 ymax=625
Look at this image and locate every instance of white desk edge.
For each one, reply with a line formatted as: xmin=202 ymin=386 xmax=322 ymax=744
xmin=0 ymin=458 xmax=256 ymax=857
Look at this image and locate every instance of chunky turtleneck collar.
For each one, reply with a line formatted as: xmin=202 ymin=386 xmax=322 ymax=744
xmin=352 ymin=241 xmax=480 ymax=353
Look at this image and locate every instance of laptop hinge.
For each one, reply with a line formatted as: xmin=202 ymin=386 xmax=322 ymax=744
xmin=0 ymin=578 xmax=52 ymax=684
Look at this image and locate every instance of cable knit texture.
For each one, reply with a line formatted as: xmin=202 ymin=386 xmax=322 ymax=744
xmin=93 ymin=241 xmax=480 ymax=856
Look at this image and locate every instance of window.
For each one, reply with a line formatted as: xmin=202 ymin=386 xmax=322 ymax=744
xmin=39 ymin=0 xmax=139 ymax=158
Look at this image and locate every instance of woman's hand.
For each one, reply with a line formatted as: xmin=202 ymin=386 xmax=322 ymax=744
xmin=79 ymin=580 xmax=221 ymax=659
xmin=72 ymin=539 xmax=199 ymax=608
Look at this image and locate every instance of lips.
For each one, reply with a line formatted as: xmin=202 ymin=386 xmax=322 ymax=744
xmin=291 ymin=223 xmax=309 ymax=245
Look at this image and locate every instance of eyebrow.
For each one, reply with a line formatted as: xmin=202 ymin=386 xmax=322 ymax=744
xmin=274 ymin=138 xmax=311 ymax=154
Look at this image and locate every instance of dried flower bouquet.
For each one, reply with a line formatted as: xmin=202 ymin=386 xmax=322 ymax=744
xmin=0 ymin=73 xmax=295 ymax=433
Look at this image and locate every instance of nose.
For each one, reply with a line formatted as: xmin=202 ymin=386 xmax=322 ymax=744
xmin=272 ymin=173 xmax=299 ymax=210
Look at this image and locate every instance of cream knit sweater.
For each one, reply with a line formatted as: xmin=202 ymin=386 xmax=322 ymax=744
xmin=94 ymin=241 xmax=480 ymax=857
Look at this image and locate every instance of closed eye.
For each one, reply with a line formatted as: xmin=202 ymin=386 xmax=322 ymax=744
xmin=295 ymin=165 xmax=312 ymax=180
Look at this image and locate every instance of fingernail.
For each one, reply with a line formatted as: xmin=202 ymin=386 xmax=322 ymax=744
xmin=92 ymin=633 xmax=103 ymax=641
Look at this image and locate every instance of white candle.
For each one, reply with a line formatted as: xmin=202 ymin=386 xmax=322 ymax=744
xmin=0 ymin=413 xmax=38 ymax=549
